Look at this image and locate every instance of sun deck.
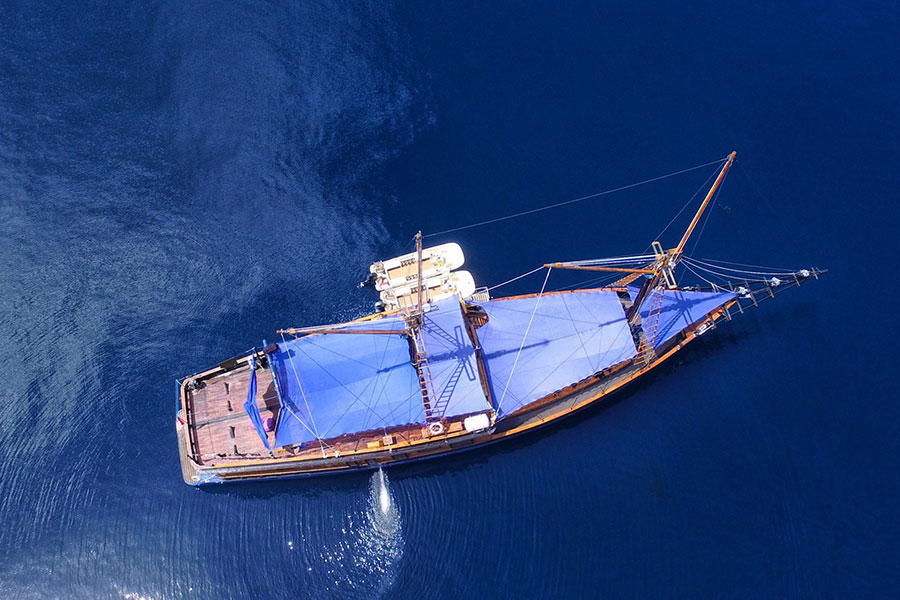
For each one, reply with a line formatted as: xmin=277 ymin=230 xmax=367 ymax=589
xmin=182 ymin=362 xmax=489 ymax=469
xmin=185 ymin=366 xmax=278 ymax=462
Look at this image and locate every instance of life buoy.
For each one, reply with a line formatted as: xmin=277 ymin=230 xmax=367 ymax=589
xmin=428 ymin=421 xmax=444 ymax=435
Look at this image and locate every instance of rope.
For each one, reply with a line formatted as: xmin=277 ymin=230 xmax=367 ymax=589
xmin=425 ymin=157 xmax=729 ymax=238
xmin=561 ymin=254 xmax=657 ymax=266
xmin=684 ymin=257 xmax=796 ymax=278
xmin=687 ymin=256 xmax=799 ymax=275
xmin=645 ymin=163 xmax=722 ymax=251
xmin=688 ymin=168 xmax=729 ymax=256
xmin=488 ymin=266 xmax=545 ymax=291
xmin=279 ymin=331 xmax=324 ymax=444
xmin=681 ymin=261 xmax=720 ymax=288
xmin=290 ymin=333 xmax=421 ymax=440
xmin=736 ymin=161 xmax=802 ymax=248
xmin=551 ymin=271 xmax=623 ymax=292
xmin=496 ymin=267 xmax=552 ymax=415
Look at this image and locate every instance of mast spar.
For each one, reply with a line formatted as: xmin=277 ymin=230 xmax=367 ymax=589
xmin=626 ymin=151 xmax=736 ymax=322
xmin=543 ymin=151 xmax=737 ymax=322
xmin=672 ymin=151 xmax=736 ymax=258
xmin=415 ymin=231 xmax=424 ymax=325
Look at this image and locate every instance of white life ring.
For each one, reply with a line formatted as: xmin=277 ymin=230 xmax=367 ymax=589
xmin=428 ymin=421 xmax=444 ymax=435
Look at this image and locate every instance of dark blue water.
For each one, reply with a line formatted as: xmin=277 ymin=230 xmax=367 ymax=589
xmin=1 ymin=1 xmax=897 ymax=598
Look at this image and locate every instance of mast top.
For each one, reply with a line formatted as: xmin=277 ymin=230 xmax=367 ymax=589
xmin=672 ymin=151 xmax=736 ymax=257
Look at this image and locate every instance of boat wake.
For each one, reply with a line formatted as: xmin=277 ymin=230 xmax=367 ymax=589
xmin=313 ymin=469 xmax=404 ymax=598
xmin=357 ymin=469 xmax=404 ymax=596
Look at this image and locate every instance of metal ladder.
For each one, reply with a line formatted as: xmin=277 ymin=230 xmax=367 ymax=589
xmin=636 ymin=287 xmax=665 ymax=365
xmin=411 ymin=327 xmax=439 ymax=422
xmin=418 ymin=318 xmax=470 ymax=421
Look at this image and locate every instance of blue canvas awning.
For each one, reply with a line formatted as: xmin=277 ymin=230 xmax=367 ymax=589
xmin=243 ymin=354 xmax=270 ymax=450
xmin=419 ymin=296 xmax=491 ymax=418
xmin=271 ymin=316 xmax=423 ymax=447
xmin=627 ymin=287 xmax=737 ymax=348
xmin=477 ymin=290 xmax=637 ymax=416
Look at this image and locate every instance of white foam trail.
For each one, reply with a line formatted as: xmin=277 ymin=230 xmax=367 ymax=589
xmin=312 ymin=468 xmax=404 ymax=596
xmin=359 ymin=468 xmax=403 ymax=596
xmin=377 ymin=469 xmax=391 ymax=514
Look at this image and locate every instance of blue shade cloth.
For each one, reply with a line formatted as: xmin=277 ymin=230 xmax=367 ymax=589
xmin=477 ymin=290 xmax=637 ymax=416
xmin=627 ymin=287 xmax=738 ymax=348
xmin=420 ymin=297 xmax=490 ymax=418
xmin=243 ymin=354 xmax=270 ymax=450
xmin=271 ymin=316 xmax=423 ymax=447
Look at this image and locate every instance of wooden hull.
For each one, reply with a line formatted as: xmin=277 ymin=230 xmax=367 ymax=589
xmin=177 ymin=300 xmax=734 ymax=485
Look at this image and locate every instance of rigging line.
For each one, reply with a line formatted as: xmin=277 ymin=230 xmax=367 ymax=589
xmin=558 ymin=255 xmax=657 ymax=267
xmin=736 ymin=161 xmax=801 ymax=248
xmin=645 ymin=163 xmax=722 ymax=251
xmin=425 ymin=157 xmax=729 ymax=238
xmin=681 ymin=261 xmax=720 ymax=288
xmin=688 ymin=256 xmax=801 ymax=274
xmin=496 ymin=267 xmax=552 ymax=416
xmin=551 ymin=271 xmax=623 ymax=292
xmin=279 ymin=332 xmax=323 ymax=442
xmin=275 ymin=395 xmax=334 ymax=452
xmin=268 ymin=342 xmax=324 ymax=446
xmin=689 ymin=261 xmax=794 ymax=277
xmin=566 ymin=293 xmax=603 ymax=371
xmin=683 ymin=257 xmax=796 ymax=280
xmin=488 ymin=266 xmax=545 ymax=291
xmin=639 ymin=163 xmax=723 ymax=255
xmin=680 ymin=259 xmax=734 ymax=283
xmin=519 ymin=317 xmax=609 ymax=402
xmin=683 ymin=261 xmax=757 ymax=289
xmin=521 ymin=297 xmax=635 ymax=406
xmin=579 ymin=302 xmax=636 ymax=384
xmin=293 ymin=340 xmax=411 ymax=438
xmin=402 ymin=234 xmax=418 ymax=253
xmin=688 ymin=168 xmax=729 ymax=256
xmin=563 ymin=254 xmax=658 ymax=265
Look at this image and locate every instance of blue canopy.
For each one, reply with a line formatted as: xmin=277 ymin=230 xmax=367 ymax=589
xmin=243 ymin=354 xmax=270 ymax=450
xmin=627 ymin=287 xmax=737 ymax=348
xmin=477 ymin=290 xmax=637 ymax=416
xmin=271 ymin=316 xmax=423 ymax=447
xmin=420 ymin=297 xmax=491 ymax=419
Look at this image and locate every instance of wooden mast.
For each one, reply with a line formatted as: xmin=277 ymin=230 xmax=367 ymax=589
xmin=543 ymin=263 xmax=655 ymax=274
xmin=672 ymin=151 xmax=736 ymax=257
xmin=544 ymin=152 xmax=736 ymax=279
xmin=627 ymin=151 xmax=737 ymax=321
xmin=415 ymin=231 xmax=424 ymax=325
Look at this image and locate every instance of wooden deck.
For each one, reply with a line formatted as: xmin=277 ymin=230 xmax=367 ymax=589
xmin=183 ymin=359 xmax=481 ymax=470
xmin=187 ymin=366 xmax=279 ymax=461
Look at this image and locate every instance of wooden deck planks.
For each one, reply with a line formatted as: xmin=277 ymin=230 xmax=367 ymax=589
xmin=188 ymin=366 xmax=278 ymax=460
xmin=186 ymin=362 xmax=453 ymax=466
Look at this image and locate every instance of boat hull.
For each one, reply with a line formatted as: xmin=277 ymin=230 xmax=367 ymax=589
xmin=177 ymin=301 xmax=732 ymax=485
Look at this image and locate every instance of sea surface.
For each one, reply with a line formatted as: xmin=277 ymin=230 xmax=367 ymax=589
xmin=1 ymin=1 xmax=898 ymax=598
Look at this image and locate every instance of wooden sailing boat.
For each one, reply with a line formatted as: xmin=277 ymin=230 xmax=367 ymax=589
xmin=175 ymin=152 xmax=824 ymax=484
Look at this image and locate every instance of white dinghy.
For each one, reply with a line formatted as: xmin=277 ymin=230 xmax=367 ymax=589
xmin=369 ymin=242 xmax=465 ymax=291
xmin=379 ymin=270 xmax=476 ymax=310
